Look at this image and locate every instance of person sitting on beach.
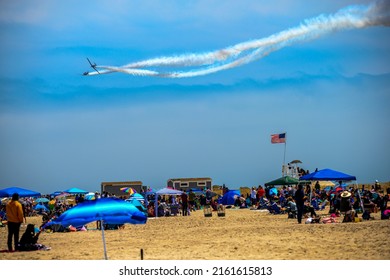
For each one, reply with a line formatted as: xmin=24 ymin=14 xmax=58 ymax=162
xmin=239 ymin=195 xmax=248 ymax=208
xmin=267 ymin=200 xmax=283 ymax=214
xmin=18 ymin=224 xmax=50 ymax=251
xmin=286 ymin=197 xmax=297 ymax=218
xmin=303 ymin=201 xmax=317 ymax=218
xmin=362 ymin=191 xmax=376 ymax=213
xmin=147 ymin=203 xmax=155 ymax=217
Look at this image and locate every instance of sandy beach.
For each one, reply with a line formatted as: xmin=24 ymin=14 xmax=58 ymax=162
xmin=1 ymin=207 xmax=389 ymax=260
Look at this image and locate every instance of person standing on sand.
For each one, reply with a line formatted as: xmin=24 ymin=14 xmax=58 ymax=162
xmin=294 ymin=184 xmax=305 ymax=224
xmin=181 ymin=191 xmax=188 ymax=216
xmin=6 ymin=193 xmax=24 ymax=252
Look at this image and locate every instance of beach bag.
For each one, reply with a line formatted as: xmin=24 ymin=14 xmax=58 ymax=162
xmin=381 ymin=209 xmax=390 ymax=220
xmin=362 ymin=210 xmax=371 ymax=220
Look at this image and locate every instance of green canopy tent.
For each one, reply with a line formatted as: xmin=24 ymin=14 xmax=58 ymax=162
xmin=265 ymin=175 xmax=299 ymax=187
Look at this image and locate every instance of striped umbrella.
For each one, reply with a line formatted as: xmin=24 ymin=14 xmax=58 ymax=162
xmin=120 ymin=187 xmax=137 ymax=196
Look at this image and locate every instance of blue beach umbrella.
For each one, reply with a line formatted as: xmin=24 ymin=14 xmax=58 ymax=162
xmin=62 ymin=187 xmax=89 ymax=194
xmin=35 ymin=197 xmax=50 ymax=203
xmin=44 ymin=197 xmax=147 ymax=259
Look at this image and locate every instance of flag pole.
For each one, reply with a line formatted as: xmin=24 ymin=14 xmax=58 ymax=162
xmin=283 ymin=132 xmax=287 ymax=166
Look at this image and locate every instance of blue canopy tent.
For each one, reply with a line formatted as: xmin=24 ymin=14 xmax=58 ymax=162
xmin=220 ymin=190 xmax=240 ymax=205
xmin=154 ymin=188 xmax=183 ymax=217
xmin=156 ymin=188 xmax=183 ymax=195
xmin=299 ymin=168 xmax=356 ymax=181
xmin=0 ymin=186 xmax=41 ymax=198
xmin=300 ymin=168 xmax=360 ymax=210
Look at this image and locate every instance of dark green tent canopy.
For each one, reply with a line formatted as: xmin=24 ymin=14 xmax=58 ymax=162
xmin=265 ymin=175 xmax=299 ymax=186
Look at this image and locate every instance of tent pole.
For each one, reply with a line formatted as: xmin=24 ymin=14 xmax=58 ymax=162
xmin=101 ymin=219 xmax=108 ymax=260
xmin=355 ymin=181 xmax=365 ymax=214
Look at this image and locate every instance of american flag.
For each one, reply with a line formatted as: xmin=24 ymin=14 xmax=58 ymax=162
xmin=271 ymin=133 xmax=286 ymax=144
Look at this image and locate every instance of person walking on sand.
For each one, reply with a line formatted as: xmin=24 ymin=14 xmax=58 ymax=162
xmin=294 ymin=184 xmax=305 ymax=224
xmin=6 ymin=193 xmax=24 ymax=252
xmin=181 ymin=191 xmax=188 ymax=216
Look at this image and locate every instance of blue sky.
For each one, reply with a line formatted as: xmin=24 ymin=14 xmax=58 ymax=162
xmin=0 ymin=0 xmax=389 ymax=194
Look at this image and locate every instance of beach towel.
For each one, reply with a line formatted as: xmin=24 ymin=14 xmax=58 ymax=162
xmin=322 ymin=217 xmax=336 ymax=224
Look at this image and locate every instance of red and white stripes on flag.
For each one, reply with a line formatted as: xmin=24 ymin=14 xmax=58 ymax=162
xmin=271 ymin=133 xmax=286 ymax=144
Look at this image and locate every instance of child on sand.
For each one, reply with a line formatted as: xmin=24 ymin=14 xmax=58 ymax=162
xmin=18 ymin=224 xmax=50 ymax=251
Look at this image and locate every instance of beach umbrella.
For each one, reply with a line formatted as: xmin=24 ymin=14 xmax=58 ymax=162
xmin=125 ymin=193 xmax=145 ymax=202
xmin=120 ymin=187 xmax=137 ymax=195
xmin=1 ymin=197 xmax=9 ymax=205
xmin=55 ymin=192 xmax=69 ymax=199
xmin=62 ymin=187 xmax=89 ymax=194
xmin=50 ymin=191 xmax=62 ymax=197
xmin=84 ymin=192 xmax=96 ymax=200
xmin=0 ymin=186 xmax=41 ymax=198
xmin=125 ymin=196 xmax=147 ymax=213
xmin=44 ymin=197 xmax=147 ymax=259
xmin=290 ymin=160 xmax=302 ymax=164
xmin=269 ymin=187 xmax=278 ymax=196
xmin=35 ymin=197 xmax=50 ymax=203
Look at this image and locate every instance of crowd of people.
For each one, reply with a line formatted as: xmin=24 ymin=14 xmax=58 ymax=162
xmin=1 ymin=181 xmax=389 ymax=252
xmin=243 ymin=181 xmax=390 ymax=223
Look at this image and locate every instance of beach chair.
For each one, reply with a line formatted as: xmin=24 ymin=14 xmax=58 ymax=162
xmin=319 ymin=200 xmax=327 ymax=210
xmin=311 ymin=198 xmax=320 ymax=211
xmin=260 ymin=198 xmax=269 ymax=209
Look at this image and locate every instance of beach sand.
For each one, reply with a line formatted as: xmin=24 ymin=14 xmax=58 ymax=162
xmin=1 ymin=208 xmax=389 ymax=260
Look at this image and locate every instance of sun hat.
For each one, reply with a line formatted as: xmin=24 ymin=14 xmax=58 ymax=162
xmin=341 ymin=191 xmax=351 ymax=198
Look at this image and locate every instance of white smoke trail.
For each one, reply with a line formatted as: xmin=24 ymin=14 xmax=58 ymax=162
xmin=88 ymin=0 xmax=390 ymax=78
